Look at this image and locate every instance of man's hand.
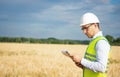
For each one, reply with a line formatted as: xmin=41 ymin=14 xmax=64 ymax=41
xmin=75 ymin=62 xmax=83 ymax=69
xmin=61 ymin=50 xmax=83 ymax=69
xmin=71 ymin=55 xmax=81 ymax=63
xmin=71 ymin=55 xmax=83 ymax=69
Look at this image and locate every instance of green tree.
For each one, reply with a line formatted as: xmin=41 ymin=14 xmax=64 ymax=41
xmin=105 ymin=35 xmax=114 ymax=45
xmin=113 ymin=37 xmax=120 ymax=45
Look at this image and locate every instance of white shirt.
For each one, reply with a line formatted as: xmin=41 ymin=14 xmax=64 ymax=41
xmin=81 ymin=31 xmax=110 ymax=72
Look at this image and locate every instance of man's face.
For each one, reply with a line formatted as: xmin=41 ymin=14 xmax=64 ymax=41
xmin=81 ymin=23 xmax=95 ymax=38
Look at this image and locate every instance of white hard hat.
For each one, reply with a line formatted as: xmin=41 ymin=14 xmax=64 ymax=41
xmin=80 ymin=12 xmax=100 ymax=26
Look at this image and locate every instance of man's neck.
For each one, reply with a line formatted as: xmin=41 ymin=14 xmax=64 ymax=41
xmin=92 ymin=31 xmax=103 ymax=39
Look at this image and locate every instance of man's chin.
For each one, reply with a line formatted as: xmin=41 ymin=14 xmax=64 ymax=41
xmin=87 ymin=35 xmax=92 ymax=38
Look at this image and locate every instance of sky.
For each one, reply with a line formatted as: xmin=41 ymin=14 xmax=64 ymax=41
xmin=0 ymin=0 xmax=120 ymax=40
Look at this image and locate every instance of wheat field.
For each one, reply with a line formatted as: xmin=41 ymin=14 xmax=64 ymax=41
xmin=0 ymin=43 xmax=120 ymax=77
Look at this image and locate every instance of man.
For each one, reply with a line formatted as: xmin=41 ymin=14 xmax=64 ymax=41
xmin=71 ymin=12 xmax=111 ymax=77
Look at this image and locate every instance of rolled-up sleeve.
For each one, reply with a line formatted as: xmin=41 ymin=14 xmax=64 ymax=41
xmin=81 ymin=40 xmax=110 ymax=72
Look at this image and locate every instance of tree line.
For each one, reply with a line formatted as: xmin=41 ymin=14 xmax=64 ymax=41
xmin=0 ymin=35 xmax=119 ymax=46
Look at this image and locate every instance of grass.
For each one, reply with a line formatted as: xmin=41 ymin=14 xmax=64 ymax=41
xmin=0 ymin=43 xmax=120 ymax=77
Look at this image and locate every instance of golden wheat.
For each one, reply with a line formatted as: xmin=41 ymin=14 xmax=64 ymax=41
xmin=0 ymin=43 xmax=119 ymax=77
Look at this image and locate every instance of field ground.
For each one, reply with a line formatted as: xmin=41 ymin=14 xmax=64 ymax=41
xmin=0 ymin=43 xmax=120 ymax=77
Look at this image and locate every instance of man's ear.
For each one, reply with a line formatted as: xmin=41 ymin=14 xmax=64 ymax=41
xmin=94 ymin=23 xmax=98 ymax=28
xmin=94 ymin=23 xmax=97 ymax=27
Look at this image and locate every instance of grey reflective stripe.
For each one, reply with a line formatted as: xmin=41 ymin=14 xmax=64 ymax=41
xmin=105 ymin=59 xmax=110 ymax=73
xmin=85 ymin=52 xmax=96 ymax=58
xmin=84 ymin=52 xmax=96 ymax=61
xmin=84 ymin=56 xmax=97 ymax=61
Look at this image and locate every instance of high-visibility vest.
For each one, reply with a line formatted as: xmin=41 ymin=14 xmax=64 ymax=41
xmin=83 ymin=36 xmax=111 ymax=77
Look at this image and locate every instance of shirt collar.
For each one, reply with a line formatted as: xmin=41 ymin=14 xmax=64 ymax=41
xmin=92 ymin=31 xmax=103 ymax=39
